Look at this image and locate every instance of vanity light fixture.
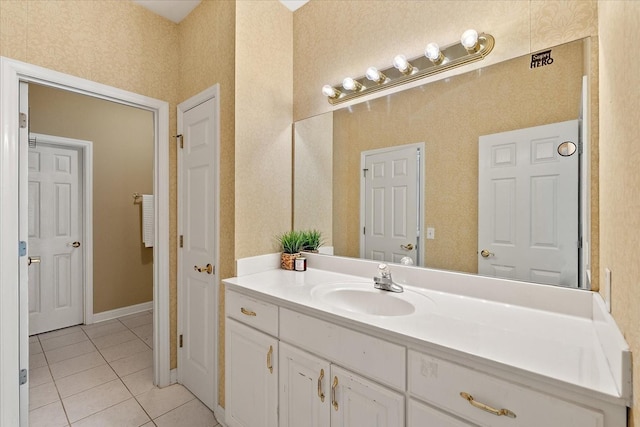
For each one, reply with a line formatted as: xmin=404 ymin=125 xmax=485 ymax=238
xmin=365 ymin=67 xmax=387 ymax=84
xmin=322 ymin=84 xmax=342 ymax=99
xmin=321 ymin=29 xmax=495 ymax=105
xmin=425 ymin=42 xmax=445 ymax=65
xmin=342 ymin=77 xmax=364 ymax=92
xmin=392 ymin=54 xmax=415 ymax=75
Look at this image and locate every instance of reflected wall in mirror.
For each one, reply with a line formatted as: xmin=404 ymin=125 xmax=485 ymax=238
xmin=294 ymin=38 xmax=596 ymax=290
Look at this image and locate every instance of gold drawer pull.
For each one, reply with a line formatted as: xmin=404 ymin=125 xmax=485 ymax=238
xmin=240 ymin=307 xmax=256 ymax=316
xmin=317 ymin=369 xmax=325 ymax=402
xmin=331 ymin=376 xmax=339 ymax=411
xmin=460 ymin=392 xmax=516 ymax=418
xmin=266 ymin=345 xmax=273 ymax=374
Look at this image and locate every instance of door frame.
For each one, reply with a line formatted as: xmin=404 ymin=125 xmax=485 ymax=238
xmin=176 ymin=85 xmax=221 ymax=415
xmin=359 ymin=142 xmax=425 ymax=266
xmin=28 ymin=133 xmax=95 ymax=328
xmin=0 ymin=57 xmax=171 ymax=426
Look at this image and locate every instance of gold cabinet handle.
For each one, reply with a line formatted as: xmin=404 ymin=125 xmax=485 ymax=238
xmin=27 ymin=256 xmax=41 ymax=266
xmin=331 ymin=376 xmax=339 ymax=411
xmin=266 ymin=345 xmax=273 ymax=374
xmin=193 ymin=264 xmax=214 ymax=274
xmin=480 ymin=249 xmax=494 ymax=258
xmin=400 ymin=243 xmax=414 ymax=251
xmin=240 ymin=307 xmax=256 ymax=317
xmin=459 ymin=392 xmax=516 ymax=419
xmin=317 ymin=369 xmax=325 ymax=402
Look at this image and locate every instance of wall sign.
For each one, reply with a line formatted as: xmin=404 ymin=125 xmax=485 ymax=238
xmin=530 ymin=50 xmax=554 ymax=68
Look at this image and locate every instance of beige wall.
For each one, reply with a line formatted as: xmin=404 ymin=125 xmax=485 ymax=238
xmin=598 ymin=1 xmax=640 ymax=425
xmin=29 ymin=84 xmax=154 ymax=313
xmin=177 ymin=0 xmax=237 ymax=407
xmin=332 ymin=41 xmax=583 ymax=273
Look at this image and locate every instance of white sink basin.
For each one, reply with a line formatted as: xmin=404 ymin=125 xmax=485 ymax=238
xmin=311 ymin=283 xmax=434 ymax=317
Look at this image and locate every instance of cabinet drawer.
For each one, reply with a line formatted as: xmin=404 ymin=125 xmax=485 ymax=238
xmin=226 ymin=290 xmax=278 ymax=336
xmin=408 ymin=399 xmax=476 ymax=427
xmin=408 ymin=350 xmax=604 ymax=427
xmin=280 ymin=308 xmax=405 ymax=390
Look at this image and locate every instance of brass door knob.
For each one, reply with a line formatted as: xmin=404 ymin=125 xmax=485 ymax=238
xmin=480 ymin=249 xmax=494 ymax=258
xmin=194 ymin=264 xmax=214 ymax=274
xmin=71 ymin=241 xmax=81 ymax=248
xmin=400 ymin=243 xmax=414 ymax=251
xmin=28 ymin=256 xmax=41 ymax=266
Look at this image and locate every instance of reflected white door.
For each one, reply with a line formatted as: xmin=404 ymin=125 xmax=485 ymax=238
xmin=28 ymin=143 xmax=83 ymax=335
xmin=178 ymin=97 xmax=217 ymax=409
xmin=478 ymin=120 xmax=579 ymax=287
xmin=361 ymin=144 xmax=422 ymax=265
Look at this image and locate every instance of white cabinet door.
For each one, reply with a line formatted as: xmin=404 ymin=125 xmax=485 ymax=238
xmin=225 ymin=319 xmax=278 ymax=427
xmin=279 ymin=342 xmax=331 ymax=427
xmin=408 ymin=399 xmax=475 ymax=427
xmin=330 ymin=365 xmax=404 ymax=427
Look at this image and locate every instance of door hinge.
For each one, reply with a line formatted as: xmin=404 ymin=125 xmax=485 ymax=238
xmin=19 ymin=113 xmax=27 ymax=129
xmin=179 ymin=334 xmax=183 ymax=348
xmin=179 ymin=235 xmax=183 ymax=248
xmin=19 ymin=369 xmax=27 ymax=385
xmin=19 ymin=241 xmax=27 ymax=257
xmin=363 ymin=168 xmax=368 ymax=178
xmin=363 ymin=226 xmax=366 ymax=235
xmin=176 ymin=134 xmax=183 ymax=149
xmin=578 ymin=237 xmax=583 ymax=249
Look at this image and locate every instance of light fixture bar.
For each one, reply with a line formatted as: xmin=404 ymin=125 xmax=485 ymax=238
xmin=324 ymin=32 xmax=495 ymax=105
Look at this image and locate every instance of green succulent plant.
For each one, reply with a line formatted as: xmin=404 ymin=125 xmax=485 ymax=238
xmin=301 ymin=229 xmax=324 ymax=252
xmin=277 ymin=230 xmax=305 ymax=254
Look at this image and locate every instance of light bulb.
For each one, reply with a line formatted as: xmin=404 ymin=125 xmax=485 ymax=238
xmin=322 ymin=84 xmax=340 ymax=98
xmin=365 ymin=67 xmax=387 ymax=84
xmin=461 ymin=29 xmax=479 ymax=51
xmin=393 ymin=55 xmax=413 ymax=74
xmin=425 ymin=43 xmax=441 ymax=61
xmin=342 ymin=77 xmax=358 ymax=91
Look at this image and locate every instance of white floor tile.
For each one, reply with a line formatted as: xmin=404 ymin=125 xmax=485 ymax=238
xmin=30 ymin=335 xmax=39 ymax=344
xmin=99 ymin=339 xmax=149 ymax=363
xmin=71 ymin=398 xmax=150 ymax=427
xmin=90 ymin=330 xmax=138 ymax=350
xmin=83 ymin=321 xmax=128 ymax=339
xmin=29 ymin=366 xmax=53 ymax=388
xmin=29 ymin=400 xmax=68 ymax=427
xmin=30 ymin=353 xmax=48 ymax=370
xmin=40 ymin=331 xmax=88 ymax=352
xmin=38 ymin=326 xmax=83 ymax=342
xmin=81 ymin=319 xmax=119 ymax=332
xmin=55 ymin=364 xmax=118 ymax=398
xmin=139 ymin=423 xmax=154 ymax=427
xmin=131 ymin=324 xmax=152 ymax=342
xmin=29 ymin=382 xmax=59 ymax=411
xmin=62 ymin=379 xmax=131 ymax=423
xmin=135 ymin=384 xmax=195 ymax=419
xmin=30 ymin=340 xmax=43 ymax=355
xmin=45 ymin=340 xmax=97 ymax=364
xmin=121 ymin=367 xmax=154 ymax=396
xmin=118 ymin=312 xmax=152 ymax=329
xmin=154 ymin=398 xmax=217 ymax=427
xmin=49 ymin=351 xmax=106 ymax=380
xmin=109 ymin=348 xmax=153 ymax=378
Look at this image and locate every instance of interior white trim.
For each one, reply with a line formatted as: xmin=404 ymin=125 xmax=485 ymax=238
xmin=29 ymin=133 xmax=95 ymax=326
xmin=176 ymin=84 xmax=221 ymax=410
xmin=91 ymin=301 xmax=153 ymax=324
xmin=0 ymin=56 xmax=171 ymax=425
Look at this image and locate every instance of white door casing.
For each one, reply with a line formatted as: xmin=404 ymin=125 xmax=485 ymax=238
xmin=361 ymin=143 xmax=424 ymax=265
xmin=478 ymin=120 xmax=579 ymax=287
xmin=28 ymin=143 xmax=83 ymax=335
xmin=1 ymin=57 xmax=170 ymax=426
xmin=177 ymin=87 xmax=220 ymax=411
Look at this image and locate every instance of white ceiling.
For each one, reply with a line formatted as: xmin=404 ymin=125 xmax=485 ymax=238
xmin=133 ymin=0 xmax=309 ymax=24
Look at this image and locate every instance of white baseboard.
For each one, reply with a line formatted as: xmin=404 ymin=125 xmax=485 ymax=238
xmin=90 ymin=301 xmax=153 ymax=324
xmin=214 ymin=406 xmax=226 ymax=426
xmin=170 ymin=369 xmax=177 ymax=384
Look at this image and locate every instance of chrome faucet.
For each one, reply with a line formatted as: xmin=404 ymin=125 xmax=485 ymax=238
xmin=373 ymin=264 xmax=404 ymax=293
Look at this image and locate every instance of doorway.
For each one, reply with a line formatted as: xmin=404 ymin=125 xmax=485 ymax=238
xmin=0 ymin=57 xmax=171 ymax=425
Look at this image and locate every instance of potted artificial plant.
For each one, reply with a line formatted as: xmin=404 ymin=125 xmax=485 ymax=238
xmin=301 ymin=229 xmax=324 ymax=253
xmin=277 ymin=230 xmax=305 ymax=270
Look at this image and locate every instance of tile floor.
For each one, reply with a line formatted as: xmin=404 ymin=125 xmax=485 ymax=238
xmin=29 ymin=310 xmax=220 ymax=427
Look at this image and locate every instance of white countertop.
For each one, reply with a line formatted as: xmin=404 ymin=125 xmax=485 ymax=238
xmin=223 ymin=257 xmax=631 ymax=406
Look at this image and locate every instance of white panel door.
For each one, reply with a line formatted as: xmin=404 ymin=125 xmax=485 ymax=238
xmin=362 ymin=144 xmax=421 ymax=264
xmin=478 ymin=120 xmax=579 ymax=287
xmin=28 ymin=143 xmax=83 ymax=335
xmin=330 ymin=365 xmax=404 ymax=427
xmin=279 ymin=342 xmax=331 ymax=427
xmin=179 ymin=97 xmax=217 ymax=409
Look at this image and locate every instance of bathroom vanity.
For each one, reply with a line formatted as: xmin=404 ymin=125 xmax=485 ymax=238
xmin=223 ymin=254 xmax=631 ymax=427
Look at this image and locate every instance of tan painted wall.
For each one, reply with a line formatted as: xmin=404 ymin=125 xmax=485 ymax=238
xmin=29 ymin=84 xmax=154 ymax=313
xmin=598 ymin=2 xmax=640 ymax=425
xmin=177 ymin=0 xmax=236 ymax=407
xmin=332 ymin=41 xmax=583 ymax=273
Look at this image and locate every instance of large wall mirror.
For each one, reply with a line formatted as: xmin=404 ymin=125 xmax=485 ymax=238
xmin=294 ymin=38 xmax=596 ymax=290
